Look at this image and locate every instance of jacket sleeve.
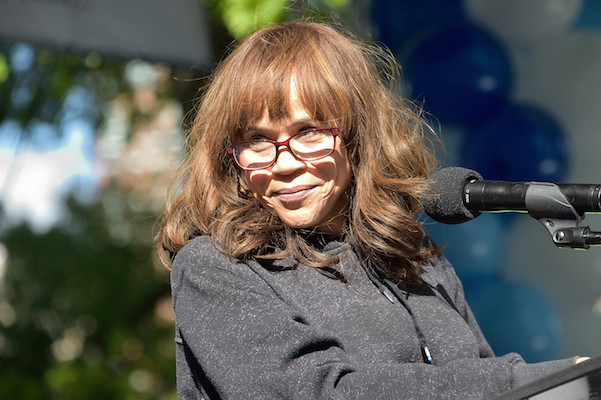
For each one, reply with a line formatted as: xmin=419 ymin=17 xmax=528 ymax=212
xmin=171 ymin=237 xmax=577 ymax=400
xmin=423 ymin=254 xmax=579 ymax=389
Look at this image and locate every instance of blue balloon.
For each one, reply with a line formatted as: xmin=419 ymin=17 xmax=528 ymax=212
xmin=424 ymin=213 xmax=506 ymax=281
xmin=462 ymin=103 xmax=571 ymax=182
xmin=403 ymin=23 xmax=512 ymax=125
xmin=369 ymin=0 xmax=465 ymax=53
xmin=467 ymin=280 xmax=563 ymax=363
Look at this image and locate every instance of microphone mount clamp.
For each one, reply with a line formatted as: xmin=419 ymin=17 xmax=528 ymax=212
xmin=525 ymin=182 xmax=601 ymax=249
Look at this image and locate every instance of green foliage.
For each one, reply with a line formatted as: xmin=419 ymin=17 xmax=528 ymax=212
xmin=0 ymin=42 xmax=132 ymax=135
xmin=0 ymin=198 xmax=175 ymax=399
xmin=0 ymin=31 xmax=184 ymax=400
xmin=205 ymin=0 xmax=291 ymax=38
xmin=0 ymin=54 xmax=8 ymax=84
xmin=202 ymin=0 xmax=364 ymax=41
xmin=321 ymin=0 xmax=351 ymax=10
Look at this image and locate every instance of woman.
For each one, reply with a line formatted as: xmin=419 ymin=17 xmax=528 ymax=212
xmin=157 ymin=21 xmax=585 ymax=399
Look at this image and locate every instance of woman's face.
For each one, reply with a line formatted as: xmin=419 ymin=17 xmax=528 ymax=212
xmin=245 ymin=81 xmax=352 ymax=234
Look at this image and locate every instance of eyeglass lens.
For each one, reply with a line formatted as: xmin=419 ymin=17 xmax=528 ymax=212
xmin=234 ymin=129 xmax=335 ymax=169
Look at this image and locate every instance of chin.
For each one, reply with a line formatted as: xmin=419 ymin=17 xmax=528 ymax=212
xmin=282 ymin=220 xmax=318 ymax=230
xmin=279 ymin=214 xmax=321 ymax=230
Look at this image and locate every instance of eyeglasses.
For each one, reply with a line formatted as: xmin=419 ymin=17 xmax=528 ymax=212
xmin=227 ymin=127 xmax=338 ymax=170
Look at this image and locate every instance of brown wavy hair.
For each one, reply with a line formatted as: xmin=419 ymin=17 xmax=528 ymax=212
xmin=156 ymin=21 xmax=439 ymax=286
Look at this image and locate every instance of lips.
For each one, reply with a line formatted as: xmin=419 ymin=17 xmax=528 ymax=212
xmin=274 ymin=185 xmax=316 ymax=202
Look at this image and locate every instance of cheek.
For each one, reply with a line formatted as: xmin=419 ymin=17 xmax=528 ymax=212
xmin=332 ymin=149 xmax=352 ymax=192
xmin=317 ymin=163 xmax=338 ymax=184
xmin=246 ymin=172 xmax=271 ymax=204
xmin=337 ymin=165 xmax=352 ymax=194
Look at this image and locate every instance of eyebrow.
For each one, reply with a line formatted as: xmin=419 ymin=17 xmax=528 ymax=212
xmin=246 ymin=118 xmax=318 ymax=133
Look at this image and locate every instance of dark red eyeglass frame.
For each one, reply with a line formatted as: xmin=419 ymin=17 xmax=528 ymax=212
xmin=227 ymin=127 xmax=338 ymax=170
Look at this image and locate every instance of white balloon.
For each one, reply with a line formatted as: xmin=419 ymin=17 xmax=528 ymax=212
xmin=465 ymin=0 xmax=583 ymax=47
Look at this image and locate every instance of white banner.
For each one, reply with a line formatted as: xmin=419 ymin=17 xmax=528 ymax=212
xmin=0 ymin=0 xmax=213 ymax=66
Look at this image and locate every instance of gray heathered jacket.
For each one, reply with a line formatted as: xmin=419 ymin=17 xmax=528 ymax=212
xmin=171 ymin=234 xmax=576 ymax=399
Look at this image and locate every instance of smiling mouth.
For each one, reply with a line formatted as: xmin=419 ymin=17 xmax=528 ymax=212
xmin=275 ymin=186 xmax=316 ymax=202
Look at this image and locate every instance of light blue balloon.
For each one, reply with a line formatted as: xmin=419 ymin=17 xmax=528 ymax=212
xmin=467 ymin=280 xmax=563 ymax=363
xmin=425 ymin=213 xmax=507 ymax=281
xmin=463 ymin=103 xmax=571 ymax=183
xmin=575 ymin=0 xmax=601 ymax=30
xmin=369 ymin=0 xmax=465 ymax=54
xmin=403 ymin=23 xmax=512 ymax=125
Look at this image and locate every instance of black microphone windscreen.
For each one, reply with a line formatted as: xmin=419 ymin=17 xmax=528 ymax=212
xmin=422 ymin=167 xmax=483 ymax=224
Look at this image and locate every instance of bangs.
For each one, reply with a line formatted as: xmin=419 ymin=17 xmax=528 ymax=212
xmin=225 ymin=24 xmax=353 ymax=141
xmin=235 ymin=71 xmax=340 ymax=135
xmin=235 ymin=68 xmax=295 ymax=138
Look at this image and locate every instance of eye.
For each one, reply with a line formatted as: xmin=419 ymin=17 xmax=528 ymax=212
xmin=244 ymin=132 xmax=270 ymax=141
xmin=298 ymin=126 xmax=318 ymax=133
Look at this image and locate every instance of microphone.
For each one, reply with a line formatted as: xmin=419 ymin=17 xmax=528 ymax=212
xmin=422 ymin=167 xmax=601 ymax=224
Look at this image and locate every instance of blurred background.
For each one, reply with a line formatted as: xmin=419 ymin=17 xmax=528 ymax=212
xmin=1 ymin=0 xmax=600 ymax=398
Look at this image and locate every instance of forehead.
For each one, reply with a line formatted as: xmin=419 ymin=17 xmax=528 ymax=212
xmin=249 ymin=79 xmax=313 ymax=127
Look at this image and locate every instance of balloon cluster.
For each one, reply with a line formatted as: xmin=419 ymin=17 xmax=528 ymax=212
xmin=371 ymin=0 xmax=599 ymax=362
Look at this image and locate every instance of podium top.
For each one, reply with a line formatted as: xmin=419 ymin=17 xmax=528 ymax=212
xmin=493 ymin=355 xmax=601 ymax=400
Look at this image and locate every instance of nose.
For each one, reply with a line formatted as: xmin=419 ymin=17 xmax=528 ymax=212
xmin=271 ymin=145 xmax=305 ymax=175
